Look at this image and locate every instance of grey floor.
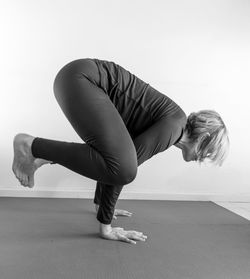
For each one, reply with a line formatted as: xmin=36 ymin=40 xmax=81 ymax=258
xmin=0 ymin=197 xmax=249 ymax=279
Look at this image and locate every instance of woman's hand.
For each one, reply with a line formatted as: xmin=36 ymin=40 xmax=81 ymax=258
xmin=95 ymin=204 xmax=133 ymax=220
xmin=100 ymin=225 xmax=147 ymax=244
xmin=113 ymin=209 xmax=133 ymax=220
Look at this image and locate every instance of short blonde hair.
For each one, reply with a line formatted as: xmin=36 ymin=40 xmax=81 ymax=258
xmin=185 ymin=110 xmax=229 ymax=166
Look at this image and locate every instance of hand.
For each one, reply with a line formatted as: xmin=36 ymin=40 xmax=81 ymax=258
xmin=100 ymin=226 xmax=147 ymax=244
xmin=113 ymin=209 xmax=133 ymax=220
xmin=94 ymin=204 xmax=133 ymax=220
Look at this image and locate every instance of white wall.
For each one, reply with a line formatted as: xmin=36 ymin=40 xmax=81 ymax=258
xmin=1 ymin=0 xmax=249 ymax=200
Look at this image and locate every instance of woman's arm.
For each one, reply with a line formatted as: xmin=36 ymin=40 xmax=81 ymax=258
xmin=95 ymin=203 xmax=133 ymax=220
xmin=95 ymin=186 xmax=146 ymax=244
xmin=95 ymin=184 xmax=124 ymax=224
xmin=96 ymin=115 xmax=185 ymax=244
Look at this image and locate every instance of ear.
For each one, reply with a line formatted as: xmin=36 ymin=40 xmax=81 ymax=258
xmin=200 ymin=132 xmax=210 ymax=141
xmin=196 ymin=132 xmax=210 ymax=144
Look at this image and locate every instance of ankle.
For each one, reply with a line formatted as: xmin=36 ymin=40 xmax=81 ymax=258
xmin=34 ymin=158 xmax=53 ymax=168
xmin=40 ymin=159 xmax=53 ymax=165
xmin=25 ymin=135 xmax=36 ymax=155
xmin=26 ymin=135 xmax=35 ymax=147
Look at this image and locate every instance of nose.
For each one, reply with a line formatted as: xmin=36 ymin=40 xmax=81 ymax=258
xmin=193 ymin=155 xmax=198 ymax=161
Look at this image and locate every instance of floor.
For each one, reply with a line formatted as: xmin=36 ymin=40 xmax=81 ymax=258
xmin=0 ymin=197 xmax=249 ymax=279
xmin=213 ymin=202 xmax=250 ymax=221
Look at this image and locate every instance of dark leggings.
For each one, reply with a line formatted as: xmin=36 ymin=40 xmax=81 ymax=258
xmin=31 ymin=58 xmax=175 ymax=224
xmin=31 ymin=59 xmax=138 ymax=186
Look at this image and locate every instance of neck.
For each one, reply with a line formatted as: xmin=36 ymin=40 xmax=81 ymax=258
xmin=174 ymin=131 xmax=189 ymax=150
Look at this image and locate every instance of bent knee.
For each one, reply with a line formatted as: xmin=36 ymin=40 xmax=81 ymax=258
xmin=120 ymin=165 xmax=138 ymax=185
xmin=106 ymin=158 xmax=138 ymax=185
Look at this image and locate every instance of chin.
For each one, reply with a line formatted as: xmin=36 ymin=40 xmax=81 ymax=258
xmin=183 ymin=156 xmax=192 ymax=162
xmin=183 ymin=156 xmax=189 ymax=162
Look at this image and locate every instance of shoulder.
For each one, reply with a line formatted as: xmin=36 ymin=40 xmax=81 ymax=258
xmin=173 ymin=109 xmax=187 ymax=126
xmin=161 ymin=108 xmax=187 ymax=128
xmin=157 ymin=110 xmax=187 ymax=143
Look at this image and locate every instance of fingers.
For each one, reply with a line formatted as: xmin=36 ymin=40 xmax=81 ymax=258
xmin=125 ymin=230 xmax=148 ymax=242
xmin=118 ymin=230 xmax=148 ymax=243
xmin=101 ymin=227 xmax=148 ymax=245
xmin=122 ymin=210 xmax=132 ymax=216
xmin=114 ymin=209 xmax=133 ymax=218
xmin=117 ymin=233 xmax=137 ymax=245
xmin=118 ymin=232 xmax=147 ymax=244
xmin=124 ymin=212 xmax=133 ymax=217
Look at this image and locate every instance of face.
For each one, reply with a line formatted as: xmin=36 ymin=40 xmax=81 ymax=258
xmin=181 ymin=140 xmax=199 ymax=162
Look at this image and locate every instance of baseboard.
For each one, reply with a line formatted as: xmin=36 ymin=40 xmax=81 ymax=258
xmin=0 ymin=188 xmax=249 ymax=202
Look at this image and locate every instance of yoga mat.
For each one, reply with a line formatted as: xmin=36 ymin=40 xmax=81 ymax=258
xmin=0 ymin=197 xmax=249 ymax=279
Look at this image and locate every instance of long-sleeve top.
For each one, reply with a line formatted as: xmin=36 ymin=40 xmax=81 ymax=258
xmin=91 ymin=58 xmax=187 ymax=224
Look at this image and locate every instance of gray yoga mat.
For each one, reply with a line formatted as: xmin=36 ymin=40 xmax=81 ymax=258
xmin=0 ymin=197 xmax=249 ymax=279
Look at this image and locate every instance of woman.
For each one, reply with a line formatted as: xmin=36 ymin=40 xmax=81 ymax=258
xmin=12 ymin=58 xmax=229 ymax=244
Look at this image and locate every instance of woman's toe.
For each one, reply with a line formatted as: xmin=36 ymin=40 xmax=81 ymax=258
xmin=28 ymin=175 xmax=34 ymax=188
xmin=23 ymin=175 xmax=29 ymax=186
xmin=20 ymin=173 xmax=27 ymax=186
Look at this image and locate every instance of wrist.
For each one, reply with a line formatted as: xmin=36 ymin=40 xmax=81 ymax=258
xmin=99 ymin=223 xmax=112 ymax=235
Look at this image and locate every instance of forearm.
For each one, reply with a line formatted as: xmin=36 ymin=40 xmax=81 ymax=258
xmin=95 ymin=203 xmax=99 ymax=212
xmin=95 ymin=184 xmax=124 ymax=225
xmin=94 ymin=181 xmax=103 ymax=205
xmin=94 ymin=205 xmax=112 ymax=234
xmin=95 ymin=184 xmax=147 ymax=244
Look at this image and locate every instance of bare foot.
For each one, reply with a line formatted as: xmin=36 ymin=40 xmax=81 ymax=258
xmin=12 ymin=133 xmax=38 ymax=188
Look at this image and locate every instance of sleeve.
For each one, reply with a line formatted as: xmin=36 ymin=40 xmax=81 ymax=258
xmin=93 ymin=181 xmax=103 ymax=205
xmin=96 ymin=183 xmax=124 ymax=225
xmin=133 ymin=114 xmax=186 ymax=166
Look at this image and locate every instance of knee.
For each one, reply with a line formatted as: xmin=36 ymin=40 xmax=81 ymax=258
xmin=119 ymin=145 xmax=138 ymax=184
xmin=120 ymin=165 xmax=138 ymax=185
xmin=106 ymin=157 xmax=138 ymax=185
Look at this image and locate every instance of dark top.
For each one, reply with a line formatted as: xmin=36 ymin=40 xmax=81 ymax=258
xmin=93 ymin=58 xmax=186 ymax=139
xmin=92 ymin=58 xmax=187 ymax=224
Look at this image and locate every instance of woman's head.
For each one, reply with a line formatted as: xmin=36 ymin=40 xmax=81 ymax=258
xmin=183 ymin=109 xmax=229 ymax=166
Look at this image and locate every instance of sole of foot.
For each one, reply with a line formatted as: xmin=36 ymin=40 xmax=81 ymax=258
xmin=12 ymin=133 xmax=37 ymax=188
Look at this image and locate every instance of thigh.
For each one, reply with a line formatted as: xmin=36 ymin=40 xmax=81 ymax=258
xmin=53 ymin=59 xmax=137 ymax=163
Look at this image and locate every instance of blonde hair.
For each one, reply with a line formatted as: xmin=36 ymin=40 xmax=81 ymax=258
xmin=185 ymin=110 xmax=229 ymax=166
